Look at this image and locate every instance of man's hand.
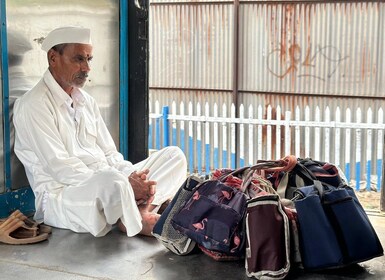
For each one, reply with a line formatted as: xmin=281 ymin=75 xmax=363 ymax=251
xmin=129 ymin=169 xmax=157 ymax=205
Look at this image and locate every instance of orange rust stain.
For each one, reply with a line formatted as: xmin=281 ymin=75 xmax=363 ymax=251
xmin=361 ymin=43 xmax=367 ymax=82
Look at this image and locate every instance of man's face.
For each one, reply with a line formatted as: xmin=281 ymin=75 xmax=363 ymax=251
xmin=49 ymin=43 xmax=93 ymax=94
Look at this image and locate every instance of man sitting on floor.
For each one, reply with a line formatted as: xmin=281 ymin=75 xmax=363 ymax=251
xmin=13 ymin=26 xmax=187 ymax=237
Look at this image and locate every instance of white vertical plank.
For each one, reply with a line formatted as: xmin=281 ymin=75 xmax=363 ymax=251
xmin=188 ymin=101 xmax=194 ymax=171
xmin=213 ymin=103 xmax=219 ymax=168
xmin=355 ymin=108 xmax=362 ymax=187
xmin=276 ymin=105 xmax=282 ymax=159
xmin=366 ymin=108 xmax=373 ymax=185
xmin=295 ymin=106 xmax=301 ymax=156
xmin=171 ymin=101 xmax=177 ymax=145
xmin=155 ymin=100 xmax=161 ymax=148
xmin=248 ymin=104 xmax=254 ymax=165
xmin=285 ymin=110 xmax=291 ymax=155
xmin=315 ymin=106 xmax=321 ymax=159
xmin=231 ymin=104 xmax=236 ymax=167
xmin=196 ymin=102 xmax=202 ymax=141
xmin=155 ymin=100 xmax=160 ymax=114
xmin=377 ymin=108 xmax=384 ymax=160
xmin=305 ymin=106 xmax=310 ymax=158
xmin=266 ymin=105 xmax=272 ymax=160
xmin=239 ymin=104 xmax=245 ymax=164
xmin=335 ymin=107 xmax=341 ymax=166
xmin=180 ymin=101 xmax=186 ymax=152
xmin=345 ymin=108 xmax=352 ymax=170
xmin=325 ymin=106 xmax=331 ymax=162
xmin=205 ymin=102 xmax=211 ymax=173
xmin=257 ymin=104 xmax=263 ymax=160
xmin=377 ymin=108 xmax=384 ymax=190
xmin=222 ymin=103 xmax=228 ymax=166
xmin=196 ymin=102 xmax=202 ymax=173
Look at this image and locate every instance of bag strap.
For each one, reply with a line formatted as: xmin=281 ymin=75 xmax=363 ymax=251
xmin=277 ymin=161 xmax=317 ymax=198
xmin=216 ymin=166 xmax=249 ymax=181
xmin=240 ymin=168 xmax=280 ymax=198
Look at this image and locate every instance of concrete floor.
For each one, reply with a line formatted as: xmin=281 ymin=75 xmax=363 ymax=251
xmin=0 ymin=213 xmax=384 ymax=280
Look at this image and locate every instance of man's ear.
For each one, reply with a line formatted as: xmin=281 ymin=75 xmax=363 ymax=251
xmin=47 ymin=49 xmax=57 ymax=64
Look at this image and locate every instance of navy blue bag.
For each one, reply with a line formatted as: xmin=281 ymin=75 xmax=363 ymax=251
xmin=294 ymin=181 xmax=383 ymax=270
xmin=323 ymin=186 xmax=383 ymax=264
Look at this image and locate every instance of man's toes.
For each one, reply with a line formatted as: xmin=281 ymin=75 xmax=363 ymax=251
xmin=139 ymin=213 xmax=160 ymax=236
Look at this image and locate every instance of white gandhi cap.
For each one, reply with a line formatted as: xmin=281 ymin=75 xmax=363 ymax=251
xmin=41 ymin=26 xmax=92 ymax=52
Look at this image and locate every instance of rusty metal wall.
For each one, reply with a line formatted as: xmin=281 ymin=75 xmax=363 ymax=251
xmin=149 ymin=1 xmax=234 ymax=90
xmin=149 ymin=0 xmax=385 ymax=182
xmin=149 ymin=1 xmax=385 ymax=101
xmin=239 ymin=1 xmax=385 ymax=97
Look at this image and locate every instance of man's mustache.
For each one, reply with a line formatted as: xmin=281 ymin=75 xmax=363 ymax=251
xmin=76 ymin=72 xmax=88 ymax=79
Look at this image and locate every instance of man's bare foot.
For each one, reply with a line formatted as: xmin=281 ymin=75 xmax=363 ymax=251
xmin=117 ymin=212 xmax=159 ymax=236
xmin=139 ymin=211 xmax=160 ymax=236
xmin=117 ymin=219 xmax=127 ymax=233
xmin=118 ymin=196 xmax=159 ymax=236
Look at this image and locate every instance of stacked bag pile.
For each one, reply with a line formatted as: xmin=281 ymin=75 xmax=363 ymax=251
xmin=152 ymin=156 xmax=384 ymax=279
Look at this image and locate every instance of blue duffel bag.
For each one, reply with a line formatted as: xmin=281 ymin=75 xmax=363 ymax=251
xmin=294 ymin=181 xmax=383 ymax=271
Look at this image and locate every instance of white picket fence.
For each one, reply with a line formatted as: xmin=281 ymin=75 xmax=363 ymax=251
xmin=149 ymin=101 xmax=385 ymax=191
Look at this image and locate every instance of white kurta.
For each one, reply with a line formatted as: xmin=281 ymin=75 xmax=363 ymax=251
xmin=13 ymin=70 xmax=187 ymax=237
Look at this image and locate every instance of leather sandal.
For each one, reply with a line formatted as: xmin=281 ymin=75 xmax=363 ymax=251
xmin=0 ymin=210 xmax=52 ymax=236
xmin=0 ymin=211 xmax=49 ymax=245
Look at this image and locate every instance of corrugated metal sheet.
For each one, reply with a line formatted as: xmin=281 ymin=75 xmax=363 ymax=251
xmin=150 ymin=1 xmax=385 ymax=96
xmin=149 ymin=1 xmax=385 ymax=186
xmin=239 ymin=2 xmax=385 ymax=97
xmin=151 ymin=0 xmax=232 ymax=3
xmin=150 ymin=89 xmax=233 ymax=106
xmin=149 ymin=2 xmax=234 ymax=90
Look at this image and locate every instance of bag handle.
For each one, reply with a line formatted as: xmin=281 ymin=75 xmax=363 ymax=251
xmin=277 ymin=161 xmax=318 ymax=198
xmin=251 ymin=155 xmax=297 ymax=173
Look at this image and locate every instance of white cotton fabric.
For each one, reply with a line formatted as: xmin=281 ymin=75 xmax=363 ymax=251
xmin=13 ymin=70 xmax=187 ymax=237
xmin=41 ymin=26 xmax=92 ymax=52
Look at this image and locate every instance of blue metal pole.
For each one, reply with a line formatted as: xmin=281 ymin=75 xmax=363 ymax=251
xmin=162 ymin=106 xmax=169 ymax=147
xmin=119 ymin=0 xmax=129 ymax=158
xmin=0 ymin=1 xmax=11 ymax=191
xmin=155 ymin=117 xmax=160 ymax=150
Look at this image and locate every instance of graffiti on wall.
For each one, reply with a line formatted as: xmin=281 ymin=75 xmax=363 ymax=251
xmin=267 ymin=43 xmax=349 ymax=81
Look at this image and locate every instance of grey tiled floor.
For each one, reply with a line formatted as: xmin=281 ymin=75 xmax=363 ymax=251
xmin=0 ymin=213 xmax=384 ymax=280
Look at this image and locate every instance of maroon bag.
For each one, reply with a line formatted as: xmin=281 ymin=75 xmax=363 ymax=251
xmin=245 ymin=194 xmax=291 ymax=279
